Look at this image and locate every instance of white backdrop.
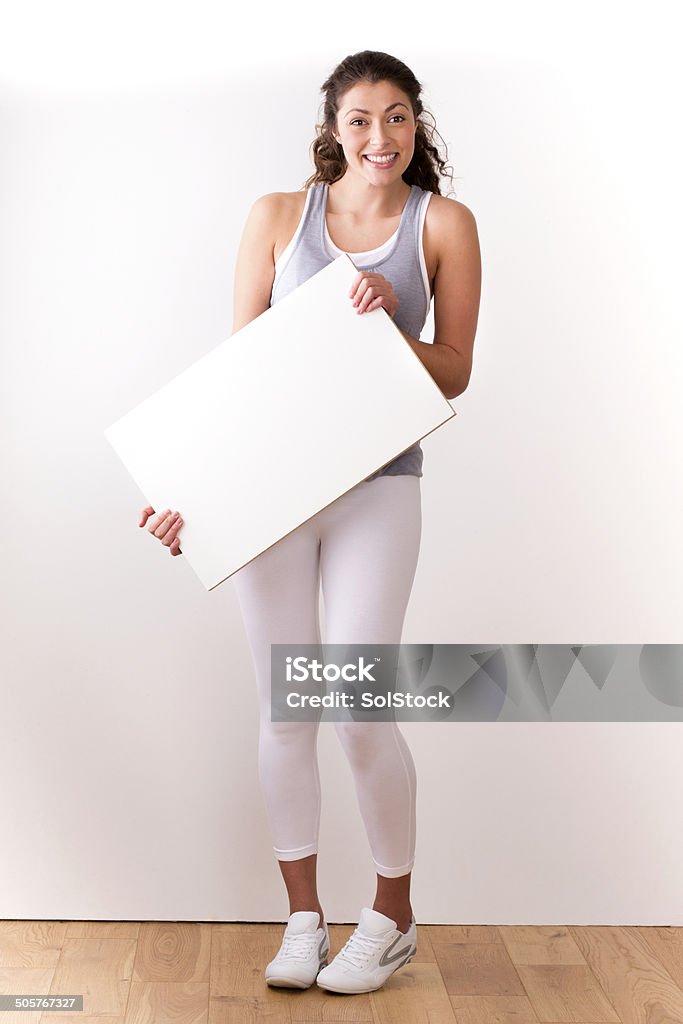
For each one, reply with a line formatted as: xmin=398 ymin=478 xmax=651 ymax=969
xmin=1 ymin=0 xmax=681 ymax=925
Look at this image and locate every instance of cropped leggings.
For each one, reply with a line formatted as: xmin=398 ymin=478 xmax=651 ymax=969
xmin=232 ymin=474 xmax=421 ymax=878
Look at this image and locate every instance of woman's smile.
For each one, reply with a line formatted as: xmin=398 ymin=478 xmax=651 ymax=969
xmin=363 ymin=152 xmax=399 ymax=168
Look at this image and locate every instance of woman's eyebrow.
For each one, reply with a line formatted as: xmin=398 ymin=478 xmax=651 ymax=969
xmin=344 ymin=102 xmax=409 ymax=116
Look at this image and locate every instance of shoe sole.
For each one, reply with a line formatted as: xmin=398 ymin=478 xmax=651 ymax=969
xmin=316 ymin=952 xmax=416 ymax=994
xmin=266 ymin=960 xmax=329 ymax=989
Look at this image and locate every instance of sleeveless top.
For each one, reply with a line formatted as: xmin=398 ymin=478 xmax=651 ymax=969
xmin=270 ymin=181 xmax=434 ymax=480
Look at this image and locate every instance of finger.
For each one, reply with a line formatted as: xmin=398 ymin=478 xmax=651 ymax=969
xmin=139 ymin=506 xmax=155 ymax=527
xmin=147 ymin=508 xmax=171 ymax=533
xmin=351 ymin=276 xmax=378 ymax=305
xmin=348 ymin=271 xmax=364 ymax=298
xmin=153 ymin=511 xmax=179 ymax=539
xmin=160 ymin=516 xmax=183 ymax=546
xmin=352 ymin=284 xmax=374 ymax=307
xmin=170 ymin=536 xmax=183 ymax=556
xmin=356 ymin=286 xmax=380 ymax=313
xmin=151 ymin=511 xmax=174 ymax=536
xmin=158 ymin=512 xmax=183 ymax=544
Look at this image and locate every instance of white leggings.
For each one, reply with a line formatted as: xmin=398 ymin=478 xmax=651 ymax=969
xmin=232 ymin=474 xmax=421 ymax=878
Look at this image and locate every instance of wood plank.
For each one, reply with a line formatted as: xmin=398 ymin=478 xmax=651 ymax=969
xmin=66 ymin=922 xmax=140 ymax=939
xmin=431 ymin=939 xmax=526 ymax=997
xmin=125 ymin=981 xmax=209 ymax=1022
xmin=0 ymin=966 xmax=56 ymax=1024
xmin=132 ymin=922 xmax=211 ymax=982
xmin=631 ymin=926 xmax=683 ymax=990
xmin=0 ymin=922 xmax=68 ymax=969
xmin=449 ymin=993 xmax=542 ymax=1023
xmin=43 ymin=936 xmax=136 ymax=1021
xmin=497 ymin=925 xmax=587 ymax=965
xmin=370 ymin=962 xmax=457 ymax=1024
xmin=513 ymin=964 xmax=620 ymax=1021
xmin=210 ymin=923 xmax=291 ymax=1024
xmin=569 ymin=925 xmax=683 ymax=1023
xmin=423 ymin=925 xmax=503 ymax=946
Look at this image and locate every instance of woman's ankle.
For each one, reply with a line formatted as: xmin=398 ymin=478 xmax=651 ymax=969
xmin=372 ymin=901 xmax=412 ymax=932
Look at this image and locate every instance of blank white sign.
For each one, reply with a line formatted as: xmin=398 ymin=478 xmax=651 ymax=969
xmin=104 ymin=253 xmax=455 ymax=590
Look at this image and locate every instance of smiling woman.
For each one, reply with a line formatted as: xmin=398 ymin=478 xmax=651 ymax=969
xmin=144 ymin=58 xmax=481 ymax=966
xmin=225 ymin=48 xmax=481 ymax=996
xmin=301 ymin=54 xmax=481 ymax=406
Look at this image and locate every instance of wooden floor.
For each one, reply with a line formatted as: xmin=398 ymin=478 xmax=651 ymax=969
xmin=1 ymin=920 xmax=682 ymax=1022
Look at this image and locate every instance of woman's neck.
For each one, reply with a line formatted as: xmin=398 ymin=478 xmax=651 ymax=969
xmin=326 ymin=174 xmax=411 ymax=220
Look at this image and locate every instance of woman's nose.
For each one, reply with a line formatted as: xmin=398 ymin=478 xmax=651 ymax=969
xmin=370 ymin=132 xmax=391 ymax=147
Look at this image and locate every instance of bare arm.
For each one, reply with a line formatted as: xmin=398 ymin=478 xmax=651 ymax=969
xmin=231 ymin=193 xmax=281 ymax=334
xmin=397 ymin=200 xmax=481 ymax=401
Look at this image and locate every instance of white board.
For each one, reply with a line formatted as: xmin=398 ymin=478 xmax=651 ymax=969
xmin=104 ymin=253 xmax=456 ymax=590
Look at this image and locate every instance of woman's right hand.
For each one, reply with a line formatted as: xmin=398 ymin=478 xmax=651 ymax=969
xmin=139 ymin=506 xmax=183 ymax=556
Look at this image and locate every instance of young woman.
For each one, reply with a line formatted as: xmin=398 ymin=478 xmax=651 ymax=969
xmin=139 ymin=50 xmax=481 ymax=995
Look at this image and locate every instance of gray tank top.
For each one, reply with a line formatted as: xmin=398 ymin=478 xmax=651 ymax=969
xmin=270 ymin=181 xmax=433 ymax=480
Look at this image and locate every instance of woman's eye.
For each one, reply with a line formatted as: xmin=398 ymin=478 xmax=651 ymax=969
xmin=349 ymin=115 xmax=405 ymax=127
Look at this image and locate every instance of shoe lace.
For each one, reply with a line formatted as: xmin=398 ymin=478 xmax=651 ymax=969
xmin=274 ymin=931 xmax=319 ymax=962
xmin=336 ymin=929 xmax=386 ymax=969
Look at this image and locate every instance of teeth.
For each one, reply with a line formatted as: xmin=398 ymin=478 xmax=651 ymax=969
xmin=365 ymin=153 xmax=397 ymax=164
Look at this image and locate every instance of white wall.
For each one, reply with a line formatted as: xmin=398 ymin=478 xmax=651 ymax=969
xmin=1 ymin=1 xmax=681 ymax=924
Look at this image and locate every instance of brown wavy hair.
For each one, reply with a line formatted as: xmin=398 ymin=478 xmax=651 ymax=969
xmin=303 ymin=50 xmax=456 ymax=197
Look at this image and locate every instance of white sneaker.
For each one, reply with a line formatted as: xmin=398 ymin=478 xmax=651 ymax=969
xmin=265 ymin=910 xmax=330 ymax=989
xmin=316 ymin=907 xmax=417 ymax=994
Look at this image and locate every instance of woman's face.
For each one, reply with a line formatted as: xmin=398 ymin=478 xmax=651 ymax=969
xmin=333 ymin=79 xmax=416 ymax=184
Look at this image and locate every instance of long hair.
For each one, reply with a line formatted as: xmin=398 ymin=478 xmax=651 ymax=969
xmin=303 ymin=50 xmax=456 ymax=196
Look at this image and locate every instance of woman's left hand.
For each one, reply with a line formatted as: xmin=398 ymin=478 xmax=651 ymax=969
xmin=348 ymin=271 xmax=399 ymax=320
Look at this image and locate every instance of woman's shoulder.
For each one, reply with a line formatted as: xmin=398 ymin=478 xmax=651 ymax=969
xmin=247 ymin=189 xmax=310 ymax=237
xmin=423 ymin=190 xmax=477 ymax=228
xmin=420 ymin=192 xmax=479 ymax=283
xmin=244 ymin=191 xmax=313 ymax=265
xmin=423 ymin=192 xmax=478 ymax=254
xmin=252 ymin=188 xmax=311 ymax=216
